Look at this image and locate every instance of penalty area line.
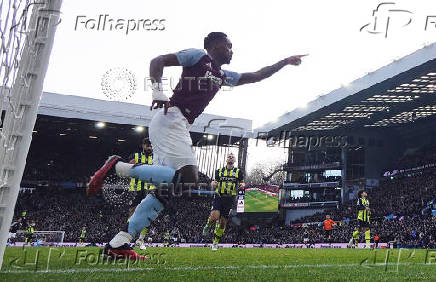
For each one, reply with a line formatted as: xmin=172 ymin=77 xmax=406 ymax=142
xmin=0 ymin=262 xmax=433 ymax=274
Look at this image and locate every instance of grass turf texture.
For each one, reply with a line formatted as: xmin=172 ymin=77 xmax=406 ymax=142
xmin=1 ymin=247 xmax=435 ymax=281
xmin=244 ymin=190 xmax=278 ymax=212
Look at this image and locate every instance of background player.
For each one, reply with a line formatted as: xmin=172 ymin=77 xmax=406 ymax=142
xmin=78 ymin=226 xmax=86 ymax=245
xmin=348 ymin=226 xmax=360 ymax=248
xmin=8 ymin=217 xmax=24 ymax=246
xmin=202 ymin=153 xmax=244 ymax=251
xmin=24 ymin=221 xmax=35 ymax=246
xmin=303 ymin=227 xmax=311 ymax=248
xmin=349 ymin=190 xmax=371 ymax=248
xmin=87 ymin=32 xmax=306 ymax=259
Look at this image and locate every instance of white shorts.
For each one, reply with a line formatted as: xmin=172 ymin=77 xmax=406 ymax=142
xmin=149 ymin=107 xmax=198 ymax=170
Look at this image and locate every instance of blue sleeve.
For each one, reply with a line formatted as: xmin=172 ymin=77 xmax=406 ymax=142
xmin=223 ymin=70 xmax=241 ymax=86
xmin=175 ymin=48 xmax=207 ymax=67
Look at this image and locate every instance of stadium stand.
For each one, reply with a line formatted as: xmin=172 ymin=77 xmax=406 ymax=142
xmin=11 ymin=163 xmax=435 ymax=247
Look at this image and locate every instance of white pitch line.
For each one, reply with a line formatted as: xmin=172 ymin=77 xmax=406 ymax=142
xmin=0 ymin=262 xmax=433 ymax=275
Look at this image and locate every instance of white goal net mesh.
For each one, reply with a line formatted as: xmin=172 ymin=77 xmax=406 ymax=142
xmin=11 ymin=230 xmax=65 ymax=245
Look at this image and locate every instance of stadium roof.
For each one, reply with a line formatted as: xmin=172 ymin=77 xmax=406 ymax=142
xmin=258 ymin=42 xmax=436 ymax=137
xmin=37 ymin=92 xmax=252 ymax=137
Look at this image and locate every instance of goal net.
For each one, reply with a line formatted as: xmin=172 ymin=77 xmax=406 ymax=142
xmin=12 ymin=230 xmax=65 ymax=245
xmin=0 ymin=0 xmax=62 ymax=266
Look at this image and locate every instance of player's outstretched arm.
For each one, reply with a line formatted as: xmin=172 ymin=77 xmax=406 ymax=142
xmin=149 ymin=54 xmax=181 ymax=113
xmin=236 ymin=55 xmax=307 ymax=86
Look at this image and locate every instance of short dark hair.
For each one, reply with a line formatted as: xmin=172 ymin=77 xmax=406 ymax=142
xmin=357 ymin=189 xmax=365 ymax=198
xmin=204 ymin=32 xmax=227 ymax=49
xmin=142 ymin=137 xmax=151 ymax=146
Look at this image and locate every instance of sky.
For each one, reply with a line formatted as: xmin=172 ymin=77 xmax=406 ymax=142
xmin=43 ymin=0 xmax=436 ymax=170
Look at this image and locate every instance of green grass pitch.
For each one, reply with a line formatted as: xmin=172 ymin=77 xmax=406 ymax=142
xmin=1 ymin=247 xmax=435 ymax=281
xmin=244 ymin=189 xmax=278 ymax=212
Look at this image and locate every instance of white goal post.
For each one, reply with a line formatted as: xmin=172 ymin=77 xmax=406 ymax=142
xmin=0 ymin=0 xmax=62 ymax=267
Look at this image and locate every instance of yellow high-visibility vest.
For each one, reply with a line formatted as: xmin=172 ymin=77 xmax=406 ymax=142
xmin=129 ymin=153 xmax=154 ymax=191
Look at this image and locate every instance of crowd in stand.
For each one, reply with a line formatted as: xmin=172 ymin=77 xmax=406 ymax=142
xmin=290 ymin=169 xmax=436 ymax=247
xmin=390 ymin=145 xmax=436 ymax=171
xmin=289 ymin=194 xmax=339 ymax=203
xmin=10 ymin=147 xmax=436 ymax=248
xmin=11 ymin=167 xmax=436 ymax=248
xmin=293 ymin=170 xmax=436 ymax=221
xmin=14 ymin=188 xmax=128 ymax=243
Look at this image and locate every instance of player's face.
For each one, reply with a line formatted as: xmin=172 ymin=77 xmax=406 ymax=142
xmin=143 ymin=144 xmax=152 ymax=154
xmin=226 ymin=154 xmax=235 ymax=165
xmin=215 ymin=38 xmax=233 ymax=64
xmin=362 ymin=192 xmax=367 ymax=198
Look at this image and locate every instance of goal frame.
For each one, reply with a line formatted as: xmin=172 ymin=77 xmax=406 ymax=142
xmin=0 ymin=0 xmax=63 ymax=267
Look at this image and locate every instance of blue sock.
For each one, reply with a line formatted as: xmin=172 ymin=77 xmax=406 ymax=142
xmin=129 ymin=164 xmax=175 ymax=187
xmin=128 ymin=194 xmax=164 ymax=237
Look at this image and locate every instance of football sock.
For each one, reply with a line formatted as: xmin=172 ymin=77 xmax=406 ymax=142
xmin=206 ymin=218 xmax=214 ymax=229
xmin=115 ymin=161 xmax=176 ymax=188
xmin=139 ymin=228 xmax=148 ymax=240
xmin=127 ymin=194 xmax=164 ymax=237
xmin=351 ymin=230 xmax=360 ymax=247
xmin=365 ymin=229 xmax=371 ymax=248
xmin=213 ymin=225 xmax=225 ymax=244
xmin=129 ymin=164 xmax=175 ymax=187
